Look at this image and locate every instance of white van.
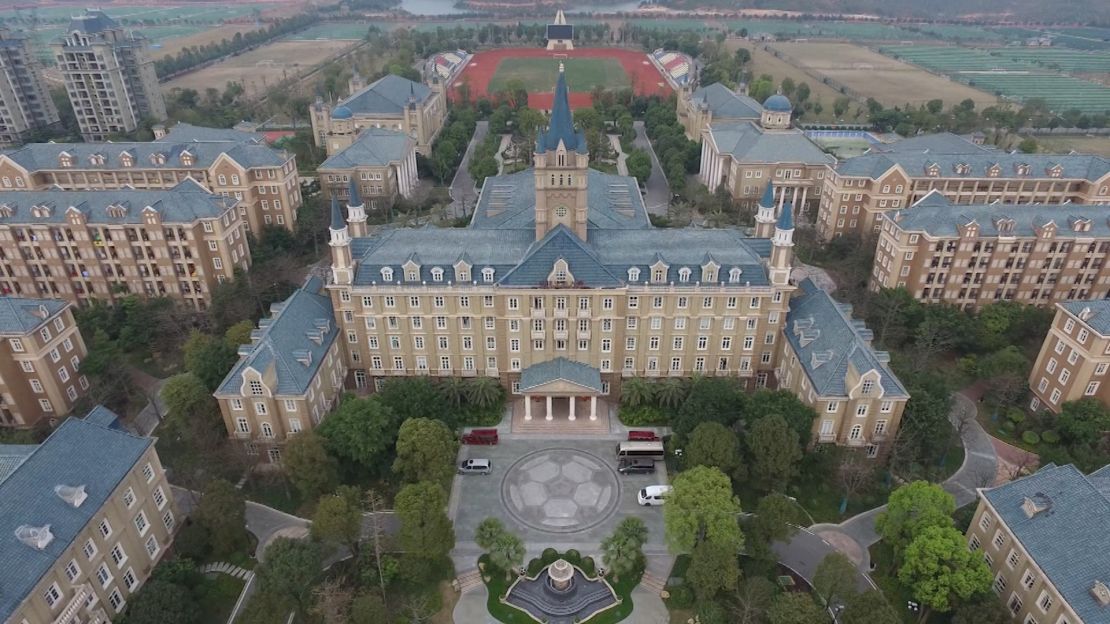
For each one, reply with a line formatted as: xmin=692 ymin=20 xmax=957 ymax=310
xmin=637 ymin=485 xmax=672 ymax=506
xmin=615 ymin=440 xmax=665 ymax=461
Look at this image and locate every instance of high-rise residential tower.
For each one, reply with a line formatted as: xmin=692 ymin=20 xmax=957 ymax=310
xmin=0 ymin=28 xmax=60 ymax=146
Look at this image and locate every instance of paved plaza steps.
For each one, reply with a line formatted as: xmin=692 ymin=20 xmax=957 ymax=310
xmin=201 ymin=561 xmax=254 ymax=581
xmin=455 ymin=568 xmax=484 ymax=593
xmin=640 ymin=571 xmax=667 ymax=594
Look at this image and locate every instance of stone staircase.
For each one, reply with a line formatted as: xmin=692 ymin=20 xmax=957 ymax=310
xmin=201 ymin=562 xmax=254 ymax=582
xmin=454 ymin=568 xmax=484 ymax=594
xmin=639 ymin=571 xmax=668 ymax=594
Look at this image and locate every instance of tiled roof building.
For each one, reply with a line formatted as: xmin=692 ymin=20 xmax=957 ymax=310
xmin=966 ymin=463 xmax=1110 ymax=624
xmin=678 ymin=82 xmax=764 ymax=141
xmin=318 ymin=128 xmax=419 ymax=209
xmin=0 ymin=406 xmax=178 ymax=623
xmin=0 ymin=28 xmax=60 ymax=146
xmin=1028 ymin=299 xmax=1110 ymax=413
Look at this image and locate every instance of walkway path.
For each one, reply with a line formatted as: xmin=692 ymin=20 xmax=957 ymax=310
xmin=449 ymin=120 xmax=488 ymax=217
xmin=609 ymin=134 xmax=628 ymax=176
xmin=632 ymin=121 xmax=668 ymax=216
xmin=201 ymin=562 xmax=254 ymax=582
xmin=807 ymin=389 xmax=998 ymax=571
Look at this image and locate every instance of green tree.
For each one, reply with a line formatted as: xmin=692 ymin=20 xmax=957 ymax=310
xmin=898 ymin=526 xmax=992 ymax=615
xmin=395 ymin=481 xmax=455 ymax=562
xmin=840 ymin=589 xmax=899 ymax=624
xmin=684 ymin=421 xmax=743 ymax=480
xmin=673 ymin=377 xmax=746 ymax=436
xmin=813 ymin=552 xmax=858 ymax=608
xmin=475 ymin=517 xmax=506 ymax=551
xmin=311 ymin=487 xmax=362 ymax=555
xmin=1018 ymin=138 xmax=1038 ymax=153
xmin=160 ymin=373 xmax=223 ymax=453
xmin=393 ymin=418 xmax=458 ymax=485
xmin=488 ymin=531 xmax=525 ymax=581
xmin=120 ymin=580 xmax=197 ymax=624
xmin=875 ymin=481 xmax=956 ymax=561
xmin=377 ymin=377 xmax=453 ymax=426
xmin=283 ymin=431 xmax=338 ymax=499
xmin=350 ymin=592 xmax=388 ymax=623
xmin=746 ymin=390 xmax=817 ymax=449
xmin=193 ymin=479 xmax=249 ymax=557
xmin=1057 ymin=398 xmax=1110 ymax=445
xmin=687 ymin=540 xmax=739 ymax=600
xmin=951 ymin=592 xmax=1011 ymax=624
xmin=746 ymin=493 xmax=804 ymax=563
xmin=317 ymin=396 xmax=398 ymax=475
xmin=767 ymin=592 xmax=827 ymax=624
xmin=656 ymin=378 xmax=689 ymax=409
xmin=601 ymin=517 xmax=648 ymax=582
xmin=466 ymin=376 xmax=504 ymax=409
xmin=256 ymin=538 xmax=324 ymax=614
xmin=183 ymin=331 xmax=237 ymax=391
xmin=223 ymin=319 xmax=256 ymax=349
xmin=664 ymin=466 xmax=744 ymax=553
xmin=627 ymin=149 xmax=652 ymax=185
xmin=747 ymin=414 xmax=802 ymax=492
xmin=621 ymin=377 xmax=655 ymax=408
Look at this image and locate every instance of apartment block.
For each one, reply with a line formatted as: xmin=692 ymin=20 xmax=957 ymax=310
xmin=966 ymin=463 xmax=1110 ymax=624
xmin=817 ymin=133 xmax=1110 ymax=241
xmin=0 ymin=297 xmax=88 ymax=429
xmin=0 ymin=180 xmax=250 ymax=309
xmin=52 ymin=9 xmax=166 ymax=142
xmin=0 ymin=406 xmax=178 ymax=623
xmin=317 ymin=128 xmax=419 ymax=211
xmin=215 ymin=277 xmax=346 ymax=464
xmin=310 ymin=73 xmax=447 ymax=156
xmin=0 ymin=28 xmax=60 ymax=146
xmin=871 ymin=192 xmax=1110 ymax=309
xmin=779 ymin=278 xmax=909 ymax=457
xmin=1028 ymin=300 xmax=1110 ymax=413
xmin=0 ymin=125 xmax=302 ymax=233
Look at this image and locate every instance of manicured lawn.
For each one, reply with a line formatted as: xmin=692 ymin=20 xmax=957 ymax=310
xmin=196 ymin=573 xmax=246 ymax=623
xmin=488 ymin=57 xmax=630 ymax=93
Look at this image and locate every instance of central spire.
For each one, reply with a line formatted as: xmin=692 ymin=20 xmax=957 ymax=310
xmin=538 ymin=63 xmax=582 ymax=153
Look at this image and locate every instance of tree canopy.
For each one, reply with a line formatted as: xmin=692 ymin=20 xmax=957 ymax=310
xmin=898 ymin=525 xmax=992 ymax=613
xmin=664 ymin=466 xmax=744 ymax=553
xmin=875 ymin=481 xmax=956 ymax=559
xmin=392 ymin=417 xmax=458 ymax=485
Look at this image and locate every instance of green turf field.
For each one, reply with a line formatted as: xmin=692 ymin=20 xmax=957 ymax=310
xmin=487 ymin=57 xmax=630 ymax=93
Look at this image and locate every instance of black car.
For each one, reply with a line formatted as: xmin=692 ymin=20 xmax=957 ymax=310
xmin=617 ymin=458 xmax=656 ymax=475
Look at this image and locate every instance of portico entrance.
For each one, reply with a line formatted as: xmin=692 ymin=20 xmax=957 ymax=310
xmin=511 ymin=358 xmax=610 ymax=434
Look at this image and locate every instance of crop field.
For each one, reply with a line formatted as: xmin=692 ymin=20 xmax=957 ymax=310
xmin=162 ymin=39 xmax=353 ymax=98
xmin=899 ymin=24 xmax=1004 ymax=42
xmin=882 ymin=45 xmax=1110 ymax=114
xmin=285 ymin=23 xmax=377 ymax=40
xmin=0 ymin=3 xmax=278 ymax=22
xmin=155 ymin=24 xmax=264 ymax=59
xmin=626 ymin=18 xmax=708 ymax=31
xmin=487 ymin=57 xmax=630 ymax=92
xmin=774 ymin=42 xmax=999 ymax=108
xmin=1032 ymin=135 xmax=1110 ymax=157
xmin=723 ymin=19 xmax=924 ymax=41
xmin=987 ymin=49 xmax=1110 ymax=77
xmin=725 ymin=41 xmax=862 ymax=122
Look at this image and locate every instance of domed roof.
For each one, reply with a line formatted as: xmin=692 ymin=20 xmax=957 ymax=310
xmin=763 ymin=94 xmax=792 ymax=113
xmin=332 ymin=105 xmax=353 ymax=119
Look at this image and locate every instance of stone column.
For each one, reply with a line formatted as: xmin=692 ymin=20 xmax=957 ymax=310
xmin=568 ymin=396 xmax=576 ymax=421
xmin=800 ymin=186 xmax=809 ymax=219
xmin=792 ymin=185 xmax=799 ymax=210
xmin=778 ymin=184 xmax=786 ymax=211
xmin=525 ymin=396 xmax=532 ymax=421
xmin=546 ymin=395 xmax=553 ymax=421
xmin=590 ymin=396 xmax=597 ymax=421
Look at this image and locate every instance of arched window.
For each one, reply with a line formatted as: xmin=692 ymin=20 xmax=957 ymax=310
xmin=678 ymin=268 xmax=692 ymax=283
xmin=482 ymin=268 xmax=495 ymax=283
xmin=627 ymin=268 xmax=640 ymax=282
xmin=849 ymin=425 xmax=862 ymax=440
xmin=381 ymin=267 xmax=394 ymax=282
xmin=729 ymin=268 xmax=742 ymax=283
xmin=430 ymin=267 xmax=444 ymax=282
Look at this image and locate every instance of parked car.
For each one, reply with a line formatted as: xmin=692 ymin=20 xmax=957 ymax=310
xmin=462 ymin=428 xmax=499 ymax=445
xmin=637 ymin=485 xmax=672 ymax=506
xmin=617 ymin=458 xmax=656 ymax=475
xmin=458 ymin=458 xmax=492 ymax=475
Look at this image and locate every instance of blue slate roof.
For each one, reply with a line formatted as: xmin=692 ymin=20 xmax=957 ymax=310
xmin=691 ymin=83 xmax=763 ymax=120
xmin=0 ymin=179 xmax=237 ymax=225
xmin=336 ymin=74 xmax=431 ymax=117
xmin=67 ymin=9 xmax=119 ymax=34
xmin=836 ymin=150 xmax=1109 ymax=181
xmin=760 ymin=182 xmax=775 ymax=207
xmin=330 ymin=196 xmax=345 ymax=230
xmin=708 ymin=122 xmax=834 ymax=165
xmin=763 ymin=93 xmax=792 ymax=112
xmin=0 ymin=297 xmax=67 ymax=335
xmin=0 ymin=407 xmax=152 ymax=620
xmin=785 ymin=279 xmax=907 ymax=398
xmin=216 ymin=277 xmax=339 ymax=396
xmin=777 ymin=201 xmax=794 ymax=231
xmin=1058 ymin=299 xmax=1110 ymax=336
xmin=319 ymin=128 xmax=414 ymax=169
xmin=471 ymin=169 xmax=650 ymax=231
xmin=0 ymin=446 xmax=35 ymax=484
xmin=537 ymin=67 xmax=587 ymax=154
xmin=1 ymin=140 xmax=289 ymax=171
xmin=891 ymin=191 xmax=1110 ymax=238
xmin=520 ymin=357 xmax=602 ymax=392
xmin=981 ymin=463 xmax=1110 ymax=624
xmin=154 ymin=122 xmax=263 ymax=145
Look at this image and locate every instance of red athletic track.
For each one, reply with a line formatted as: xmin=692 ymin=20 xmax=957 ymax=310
xmin=448 ymin=47 xmax=671 ymax=110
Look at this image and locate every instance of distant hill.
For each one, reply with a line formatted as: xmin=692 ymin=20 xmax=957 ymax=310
xmin=658 ymin=0 xmax=1110 ymax=25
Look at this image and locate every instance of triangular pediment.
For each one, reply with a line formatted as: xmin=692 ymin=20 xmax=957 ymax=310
xmin=521 ymin=379 xmax=598 ymax=394
xmin=499 ymin=225 xmax=620 ymax=287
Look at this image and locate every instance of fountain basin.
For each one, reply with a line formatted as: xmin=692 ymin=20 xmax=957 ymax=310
xmin=503 ymin=559 xmax=619 ymax=624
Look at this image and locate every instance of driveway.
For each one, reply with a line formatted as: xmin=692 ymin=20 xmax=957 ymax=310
xmin=632 ymin=121 xmax=669 ymax=216
xmin=449 ymin=120 xmax=488 ymax=217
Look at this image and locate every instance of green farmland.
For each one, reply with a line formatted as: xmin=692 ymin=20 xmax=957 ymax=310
xmin=285 ymin=23 xmax=376 ymax=40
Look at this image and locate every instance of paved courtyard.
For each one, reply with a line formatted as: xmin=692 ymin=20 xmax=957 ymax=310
xmin=449 ymin=438 xmax=669 ymax=570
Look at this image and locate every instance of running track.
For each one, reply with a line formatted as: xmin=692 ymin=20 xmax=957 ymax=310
xmin=448 ymin=47 xmax=671 ymax=110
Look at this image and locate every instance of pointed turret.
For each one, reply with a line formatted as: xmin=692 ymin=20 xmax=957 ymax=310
xmin=770 ymin=201 xmax=795 ymax=285
xmin=329 ymin=196 xmax=353 ymax=285
xmin=329 ymin=195 xmax=346 ymax=232
xmin=538 ymin=64 xmax=585 ymax=154
xmin=347 ymin=178 xmax=367 ymax=237
xmin=755 ymin=183 xmax=776 ymax=238
xmin=776 ymin=200 xmax=794 ymax=234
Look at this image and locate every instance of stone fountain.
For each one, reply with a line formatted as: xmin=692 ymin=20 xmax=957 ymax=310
xmin=503 ymin=558 xmax=619 ymax=624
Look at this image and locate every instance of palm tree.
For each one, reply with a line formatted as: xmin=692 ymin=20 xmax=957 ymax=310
xmin=489 ymin=532 xmax=525 ymax=581
xmin=621 ymin=378 xmax=655 ymax=408
xmin=438 ymin=377 xmax=468 ymax=409
xmin=475 ymin=517 xmax=505 ymax=551
xmin=466 ymin=376 xmax=503 ymax=410
xmin=601 ymin=518 xmax=648 ymax=582
xmin=656 ymin=378 xmax=689 ymax=409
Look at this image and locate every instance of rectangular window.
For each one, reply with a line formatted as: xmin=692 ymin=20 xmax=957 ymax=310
xmin=110 ymin=544 xmax=127 ymax=568
xmin=109 ymin=589 xmax=124 ymax=612
xmin=145 ymin=535 xmax=160 ymax=558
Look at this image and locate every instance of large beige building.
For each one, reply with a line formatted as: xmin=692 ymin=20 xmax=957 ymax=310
xmin=966 ymin=463 xmax=1110 ymax=624
xmin=51 ymin=9 xmax=166 ymax=142
xmin=0 ymin=28 xmax=60 ymax=147
xmin=0 ymin=406 xmax=178 ymax=624
xmin=699 ymin=93 xmax=834 ymax=219
xmin=871 ymin=192 xmax=1110 ymax=309
xmin=817 ymin=133 xmax=1110 ymax=241
xmin=0 ymin=125 xmax=302 ymax=234
xmin=0 ymin=181 xmax=249 ymax=310
xmin=310 ymin=73 xmax=447 ymax=156
xmin=1028 ymin=300 xmax=1110 ymax=414
xmin=677 ymin=82 xmax=764 ymax=141
xmin=317 ymin=127 xmax=419 ymax=212
xmin=0 ymin=297 xmax=88 ymax=430
xmin=215 ymin=277 xmax=346 ymax=464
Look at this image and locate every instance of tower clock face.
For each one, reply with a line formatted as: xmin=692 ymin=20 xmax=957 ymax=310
xmin=554 ymin=206 xmax=568 ymax=218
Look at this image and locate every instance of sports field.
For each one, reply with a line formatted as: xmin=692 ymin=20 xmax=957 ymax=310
xmin=451 ymin=48 xmax=668 ymax=109
xmin=487 ymin=58 xmax=630 ymax=93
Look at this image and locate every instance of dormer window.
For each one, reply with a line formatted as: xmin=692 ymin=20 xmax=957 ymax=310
xmin=988 ymin=165 xmax=1000 ymax=177
xmin=0 ymin=205 xmax=12 ymax=218
xmin=406 ymin=270 xmax=418 ymax=281
xmin=59 ymin=154 xmax=73 ymax=168
xmin=678 ymin=267 xmax=692 ymax=283
xmin=1048 ymin=165 xmax=1063 ymax=178
xmin=181 ymin=152 xmax=195 ymax=166
xmin=628 ymin=268 xmax=640 ymax=282
xmin=54 ymin=484 xmax=88 ymax=508
xmin=926 ymin=164 xmax=939 ymax=177
xmin=729 ymin=268 xmax=742 ymax=283
xmin=15 ymin=525 xmax=53 ymax=550
xmin=150 ymin=153 xmax=166 ymax=166
xmin=1015 ymin=163 xmax=1030 ymax=176
xmin=89 ymin=154 xmax=105 ymax=166
xmin=954 ymin=163 xmax=970 ymax=175
xmin=106 ymin=203 xmax=128 ymax=218
xmin=120 ymin=153 xmax=133 ymax=167
xmin=482 ymin=267 xmax=495 ymax=283
xmin=652 ymin=269 xmax=665 ymax=282
xmin=381 ymin=267 xmax=394 ymax=282
xmin=431 ymin=267 xmax=444 ymax=282
xmin=31 ymin=204 xmax=52 ymax=218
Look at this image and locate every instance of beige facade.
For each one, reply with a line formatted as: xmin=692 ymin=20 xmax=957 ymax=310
xmin=0 ymin=299 xmax=89 ymax=429
xmin=871 ymin=194 xmax=1110 ymax=309
xmin=317 ymin=128 xmax=420 ymax=210
xmin=0 ymin=143 xmax=302 ymax=234
xmin=0 ymin=28 xmax=60 ymax=146
xmin=0 ymin=183 xmax=250 ymax=310
xmin=1028 ymin=301 xmax=1110 ymax=414
xmin=52 ymin=10 xmax=166 ymax=142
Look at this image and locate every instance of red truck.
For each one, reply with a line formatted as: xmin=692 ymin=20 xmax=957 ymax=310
xmin=461 ymin=428 xmax=499 ymax=445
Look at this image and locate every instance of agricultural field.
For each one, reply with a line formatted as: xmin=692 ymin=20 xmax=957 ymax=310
xmin=723 ymin=19 xmax=924 ymax=41
xmin=162 ymin=39 xmax=354 ymax=98
xmin=882 ymin=45 xmax=1110 ymax=114
xmin=487 ymin=57 xmax=630 ymax=92
xmin=0 ymin=3 xmax=278 ymax=22
xmin=155 ymin=23 xmax=265 ymax=60
xmin=773 ymin=42 xmax=999 ymax=108
xmin=285 ymin=22 xmax=377 ymax=40
xmin=985 ymin=49 xmax=1110 ymax=79
xmin=1030 ymin=135 xmax=1110 ymax=157
xmin=626 ymin=18 xmax=709 ymax=32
